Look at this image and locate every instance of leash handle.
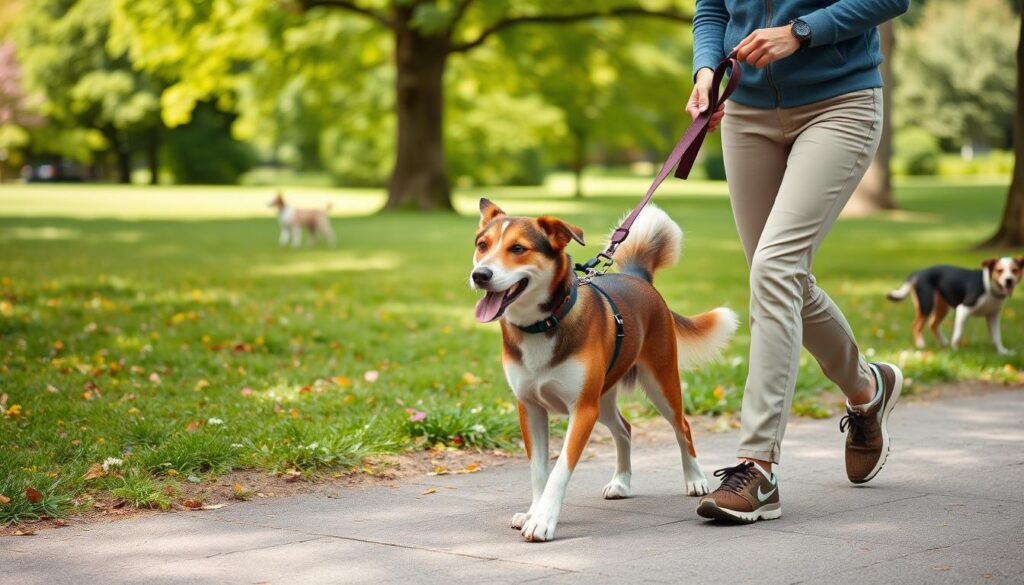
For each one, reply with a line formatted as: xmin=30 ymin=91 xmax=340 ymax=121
xmin=600 ymin=56 xmax=741 ymax=260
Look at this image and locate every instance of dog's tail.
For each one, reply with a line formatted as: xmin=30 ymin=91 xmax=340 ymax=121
xmin=887 ymin=279 xmax=914 ymax=302
xmin=672 ymin=308 xmax=739 ymax=370
xmin=610 ymin=205 xmax=682 ymax=283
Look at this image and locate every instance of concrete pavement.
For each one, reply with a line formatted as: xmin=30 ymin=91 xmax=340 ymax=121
xmin=4 ymin=389 xmax=1023 ymax=584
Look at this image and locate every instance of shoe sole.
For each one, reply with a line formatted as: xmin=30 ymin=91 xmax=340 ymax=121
xmin=850 ymin=362 xmax=903 ymax=484
xmin=696 ymin=500 xmax=781 ymax=523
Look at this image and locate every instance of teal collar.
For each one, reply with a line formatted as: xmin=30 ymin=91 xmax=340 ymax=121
xmin=515 ymin=280 xmax=578 ymax=334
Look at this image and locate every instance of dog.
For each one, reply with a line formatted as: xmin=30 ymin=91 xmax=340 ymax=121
xmin=887 ymin=257 xmax=1022 ymax=354
xmin=269 ymin=191 xmax=335 ymax=247
xmin=470 ymin=198 xmax=738 ymax=542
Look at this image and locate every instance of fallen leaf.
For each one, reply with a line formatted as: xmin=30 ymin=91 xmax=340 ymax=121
xmin=421 ymin=488 xmax=437 ymax=495
xmin=240 ymin=387 xmax=254 ymax=396
xmin=931 ymin=566 xmax=951 ymax=572
xmin=0 ymin=494 xmax=10 ymax=504
xmin=182 ymin=499 xmax=203 ymax=509
xmin=25 ymin=487 xmax=42 ymax=504
xmin=13 ymin=528 xmax=34 ymax=536
xmin=283 ymin=469 xmax=302 ymax=483
xmin=53 ymin=518 xmax=68 ymax=527
xmin=83 ymin=463 xmax=104 ymax=480
xmin=363 ymin=370 xmax=379 ymax=383
xmin=200 ymin=503 xmax=225 ymax=510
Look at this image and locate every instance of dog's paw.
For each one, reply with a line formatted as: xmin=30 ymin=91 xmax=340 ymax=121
xmin=686 ymin=477 xmax=710 ymax=497
xmin=601 ymin=473 xmax=631 ymax=500
xmin=521 ymin=514 xmax=557 ymax=542
xmin=510 ymin=512 xmax=530 ymax=530
xmin=998 ymin=347 xmax=1015 ymax=355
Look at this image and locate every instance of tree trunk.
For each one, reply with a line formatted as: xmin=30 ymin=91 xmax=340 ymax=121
xmin=148 ymin=126 xmax=160 ymax=185
xmin=385 ymin=8 xmax=452 ymax=211
xmin=981 ymin=10 xmax=1024 ymax=248
xmin=572 ymin=128 xmax=587 ymax=198
xmin=846 ymin=20 xmax=896 ymax=216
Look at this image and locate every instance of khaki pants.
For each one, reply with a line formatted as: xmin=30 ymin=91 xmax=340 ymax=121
xmin=721 ymin=88 xmax=883 ymax=463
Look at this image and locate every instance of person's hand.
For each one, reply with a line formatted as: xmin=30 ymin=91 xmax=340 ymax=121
xmin=733 ymin=26 xmax=800 ymax=68
xmin=686 ymin=67 xmax=725 ymax=132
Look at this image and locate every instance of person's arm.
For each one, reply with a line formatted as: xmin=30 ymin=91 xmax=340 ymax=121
xmin=692 ymin=0 xmax=729 ymax=80
xmin=800 ymin=0 xmax=910 ymax=48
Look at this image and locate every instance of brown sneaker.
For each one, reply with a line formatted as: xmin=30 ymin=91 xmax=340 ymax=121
xmin=842 ymin=362 xmax=904 ymax=484
xmin=696 ymin=462 xmax=781 ymax=523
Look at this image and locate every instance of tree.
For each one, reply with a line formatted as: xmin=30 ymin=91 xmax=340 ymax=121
xmin=846 ymin=20 xmax=895 ymax=215
xmin=983 ymin=6 xmax=1024 ymax=248
xmin=15 ymin=0 xmax=163 ymax=183
xmin=0 ymin=42 xmax=41 ymax=181
xmin=895 ymin=0 xmax=1015 ymax=153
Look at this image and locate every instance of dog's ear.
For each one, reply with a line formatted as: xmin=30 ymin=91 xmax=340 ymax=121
xmin=1015 ymin=256 xmax=1024 ymax=270
xmin=981 ymin=257 xmax=999 ymax=272
xmin=536 ymin=216 xmax=585 ymax=250
xmin=479 ymin=198 xmax=505 ymax=228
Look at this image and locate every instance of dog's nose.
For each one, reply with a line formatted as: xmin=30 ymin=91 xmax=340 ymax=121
xmin=472 ymin=268 xmax=493 ymax=286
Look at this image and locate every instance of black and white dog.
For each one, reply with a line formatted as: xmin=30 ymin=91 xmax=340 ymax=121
xmin=887 ymin=257 xmax=1022 ymax=354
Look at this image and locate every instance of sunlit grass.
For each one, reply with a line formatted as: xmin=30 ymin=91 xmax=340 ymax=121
xmin=0 ymin=176 xmax=1021 ymax=523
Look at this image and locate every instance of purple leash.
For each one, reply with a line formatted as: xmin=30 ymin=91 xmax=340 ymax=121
xmin=576 ymin=56 xmax=742 ymax=280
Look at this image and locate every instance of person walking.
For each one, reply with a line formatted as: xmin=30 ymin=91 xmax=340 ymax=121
xmin=686 ymin=0 xmax=910 ymax=523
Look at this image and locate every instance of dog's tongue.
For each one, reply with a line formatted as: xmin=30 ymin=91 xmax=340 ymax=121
xmin=475 ymin=291 xmax=506 ymax=323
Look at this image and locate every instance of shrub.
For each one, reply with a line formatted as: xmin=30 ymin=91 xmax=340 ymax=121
xmin=894 ymin=128 xmax=940 ymax=176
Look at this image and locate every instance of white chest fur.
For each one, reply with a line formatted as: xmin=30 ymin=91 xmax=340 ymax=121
xmin=278 ymin=206 xmax=296 ymax=227
xmin=504 ymin=334 xmax=585 ymax=415
xmin=965 ymin=292 xmax=1005 ymax=317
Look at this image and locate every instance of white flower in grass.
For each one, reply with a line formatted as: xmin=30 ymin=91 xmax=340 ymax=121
xmin=230 ymin=443 xmax=244 ymax=449
xmin=306 ymin=442 xmax=320 ymax=450
xmin=471 ymin=424 xmax=487 ymax=434
xmin=207 ymin=417 xmax=224 ymax=426
xmin=101 ymin=457 xmax=123 ymax=472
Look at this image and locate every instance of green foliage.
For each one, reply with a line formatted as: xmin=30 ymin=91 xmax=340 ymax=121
xmin=893 ymin=128 xmax=940 ymax=176
xmin=937 ymin=150 xmax=1015 ymax=177
xmin=14 ymin=0 xmax=163 ymax=169
xmin=894 ymin=0 xmax=1016 ymax=150
xmin=109 ymin=471 xmax=173 ymax=510
xmin=162 ymin=104 xmax=256 ymax=184
xmin=403 ymin=407 xmax=520 ymax=449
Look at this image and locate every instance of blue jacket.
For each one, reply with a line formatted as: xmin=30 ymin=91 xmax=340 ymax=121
xmin=693 ymin=0 xmax=910 ymax=108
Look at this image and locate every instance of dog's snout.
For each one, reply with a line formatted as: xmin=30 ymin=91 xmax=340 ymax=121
xmin=472 ymin=268 xmax=493 ymax=286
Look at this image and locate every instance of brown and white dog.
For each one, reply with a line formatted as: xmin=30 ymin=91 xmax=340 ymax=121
xmin=470 ymin=199 xmax=738 ymax=542
xmin=269 ymin=191 xmax=335 ymax=247
xmin=887 ymin=257 xmax=1022 ymax=354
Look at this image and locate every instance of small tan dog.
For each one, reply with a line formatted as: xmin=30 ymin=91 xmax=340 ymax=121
xmin=269 ymin=191 xmax=335 ymax=247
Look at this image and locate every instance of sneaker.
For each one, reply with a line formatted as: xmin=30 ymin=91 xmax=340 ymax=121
xmin=842 ymin=362 xmax=904 ymax=484
xmin=696 ymin=461 xmax=781 ymax=523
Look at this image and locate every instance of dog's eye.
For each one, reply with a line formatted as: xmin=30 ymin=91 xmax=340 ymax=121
xmin=509 ymin=244 xmax=527 ymax=254
xmin=477 ymin=241 xmax=487 ymax=252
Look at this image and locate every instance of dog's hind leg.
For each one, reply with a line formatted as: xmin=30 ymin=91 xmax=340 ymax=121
xmin=598 ymin=386 xmax=632 ymax=499
xmin=511 ymin=401 xmax=549 ymax=530
xmin=638 ymin=365 xmax=709 ymax=496
xmin=911 ymin=285 xmax=933 ymax=349
xmin=291 ymin=226 xmax=302 ymax=248
xmin=929 ymin=293 xmax=950 ymax=347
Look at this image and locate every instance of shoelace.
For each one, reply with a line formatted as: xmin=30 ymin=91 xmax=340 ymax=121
xmin=839 ymin=410 xmax=870 ymax=444
xmin=712 ymin=461 xmax=756 ymax=494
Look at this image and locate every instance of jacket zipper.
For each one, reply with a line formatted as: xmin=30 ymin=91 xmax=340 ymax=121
xmin=764 ymin=0 xmax=782 ymax=106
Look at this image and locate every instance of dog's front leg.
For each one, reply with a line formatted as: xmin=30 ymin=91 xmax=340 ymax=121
xmin=987 ymin=315 xmax=1012 ymax=354
xmin=950 ymin=305 xmax=971 ymax=349
xmin=521 ymin=390 xmax=600 ymax=542
xmin=279 ymin=228 xmax=290 ymax=246
xmin=511 ymin=401 xmax=549 ymax=530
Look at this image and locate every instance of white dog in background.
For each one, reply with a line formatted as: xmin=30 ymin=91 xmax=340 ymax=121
xmin=269 ymin=191 xmax=335 ymax=247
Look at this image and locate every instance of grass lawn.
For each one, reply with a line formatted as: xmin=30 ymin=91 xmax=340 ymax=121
xmin=1 ymin=176 xmax=1021 ymax=524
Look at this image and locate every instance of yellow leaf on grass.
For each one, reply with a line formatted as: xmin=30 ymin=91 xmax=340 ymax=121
xmin=83 ymin=463 xmax=104 ymax=480
xmin=0 ymin=494 xmax=10 ymax=504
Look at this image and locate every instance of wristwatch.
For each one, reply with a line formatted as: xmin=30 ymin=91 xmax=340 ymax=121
xmin=790 ymin=19 xmax=812 ymax=47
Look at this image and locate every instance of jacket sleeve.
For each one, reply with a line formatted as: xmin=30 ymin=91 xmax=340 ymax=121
xmin=692 ymin=0 xmax=729 ymax=79
xmin=801 ymin=0 xmax=910 ymax=48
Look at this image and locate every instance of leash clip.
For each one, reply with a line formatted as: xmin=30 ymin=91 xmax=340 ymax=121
xmin=576 ymin=252 xmax=615 ymax=283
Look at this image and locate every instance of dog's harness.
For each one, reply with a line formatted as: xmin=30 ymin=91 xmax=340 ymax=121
xmin=514 ymin=56 xmax=741 ymax=375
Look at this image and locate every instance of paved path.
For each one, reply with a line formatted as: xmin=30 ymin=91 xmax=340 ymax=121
xmin=4 ymin=390 xmax=1023 ymax=584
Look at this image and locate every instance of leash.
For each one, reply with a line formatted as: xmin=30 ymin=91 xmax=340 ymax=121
xmin=517 ymin=56 xmax=740 ymax=374
xmin=575 ymin=55 xmax=742 ymax=281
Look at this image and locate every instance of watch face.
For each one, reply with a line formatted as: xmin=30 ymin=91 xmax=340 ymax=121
xmin=794 ymin=21 xmax=811 ymax=39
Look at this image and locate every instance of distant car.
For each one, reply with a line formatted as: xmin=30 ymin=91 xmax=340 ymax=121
xmin=22 ymin=159 xmax=89 ymax=182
